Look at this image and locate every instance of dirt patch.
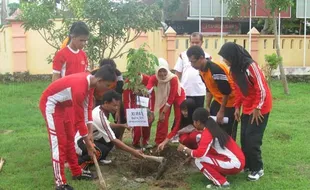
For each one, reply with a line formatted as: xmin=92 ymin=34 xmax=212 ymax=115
xmin=271 ymin=130 xmax=291 ymax=142
xmin=0 ymin=130 xmax=14 ymax=135
xmin=295 ymin=163 xmax=310 ymax=178
xmin=98 ymin=145 xmax=194 ymax=189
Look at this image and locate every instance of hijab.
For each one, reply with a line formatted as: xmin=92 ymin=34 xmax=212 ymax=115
xmin=218 ymin=42 xmax=254 ymax=96
xmin=154 ymin=58 xmax=181 ymax=112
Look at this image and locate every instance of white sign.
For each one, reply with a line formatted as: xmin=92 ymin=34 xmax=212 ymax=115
xmin=136 ymin=96 xmax=149 ymax=108
xmin=126 ymin=108 xmax=149 ymax=127
xmin=296 ymin=0 xmax=310 ymax=18
xmin=210 ymin=116 xmax=229 ymax=124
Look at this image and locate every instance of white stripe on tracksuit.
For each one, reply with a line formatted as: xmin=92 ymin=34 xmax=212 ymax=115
xmin=194 ymin=138 xmax=242 ymax=186
xmin=250 ymin=63 xmax=266 ymax=109
xmin=45 ymin=87 xmax=72 ymax=186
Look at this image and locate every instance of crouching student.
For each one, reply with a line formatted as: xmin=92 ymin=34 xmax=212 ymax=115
xmin=177 ymin=99 xmax=201 ymax=149
xmin=177 ymin=108 xmax=244 ymax=189
xmin=39 ymin=65 xmax=116 ymax=190
xmin=123 ymin=74 xmax=155 ymax=149
xmin=75 ymin=90 xmax=144 ymax=169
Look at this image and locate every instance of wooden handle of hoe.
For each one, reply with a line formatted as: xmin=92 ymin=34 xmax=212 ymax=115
xmin=143 ymin=155 xmax=164 ymax=163
xmin=0 ymin=158 xmax=5 ymax=172
xmin=93 ymin=155 xmax=107 ymax=190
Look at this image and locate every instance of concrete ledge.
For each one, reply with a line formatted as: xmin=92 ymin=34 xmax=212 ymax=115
xmin=1 ymin=71 xmax=310 ymax=84
xmin=0 ymin=72 xmax=52 ymax=83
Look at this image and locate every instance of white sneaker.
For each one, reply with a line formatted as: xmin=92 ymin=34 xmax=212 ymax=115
xmin=99 ymin=159 xmax=112 ymax=165
xmin=247 ymin=169 xmax=264 ymax=181
xmin=206 ymin=181 xmax=230 ymax=189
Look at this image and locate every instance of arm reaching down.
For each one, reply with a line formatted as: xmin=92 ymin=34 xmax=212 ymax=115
xmin=112 ymin=139 xmax=144 ymax=159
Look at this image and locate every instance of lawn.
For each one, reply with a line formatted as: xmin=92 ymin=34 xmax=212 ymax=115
xmin=0 ymin=81 xmax=310 ymax=190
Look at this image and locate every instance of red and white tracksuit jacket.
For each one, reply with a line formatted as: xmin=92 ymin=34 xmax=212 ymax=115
xmin=52 ymin=46 xmax=90 ymax=137
xmin=192 ymin=128 xmax=245 ymax=186
xmin=146 ymin=75 xmax=186 ymax=145
xmin=123 ymin=74 xmax=155 ymax=146
xmin=234 ymin=62 xmax=272 ymax=115
xmin=39 ymin=73 xmax=94 ymax=186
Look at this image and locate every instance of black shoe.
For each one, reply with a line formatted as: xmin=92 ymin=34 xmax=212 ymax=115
xmin=72 ymin=169 xmax=95 ymax=180
xmin=55 ymin=184 xmax=74 ymax=190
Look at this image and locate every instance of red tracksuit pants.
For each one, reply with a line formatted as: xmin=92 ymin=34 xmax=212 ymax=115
xmin=179 ymin=131 xmax=202 ymax=149
xmin=40 ymin=102 xmax=82 ymax=186
xmin=194 ymin=154 xmax=244 ymax=186
xmin=132 ymin=126 xmax=152 ymax=146
xmin=155 ymin=96 xmax=184 ymax=145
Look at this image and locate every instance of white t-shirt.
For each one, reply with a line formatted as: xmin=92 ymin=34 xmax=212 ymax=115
xmin=174 ymin=50 xmax=211 ymax=96
xmin=75 ymin=106 xmax=116 ymax=155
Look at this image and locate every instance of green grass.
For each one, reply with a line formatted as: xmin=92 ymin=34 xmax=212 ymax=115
xmin=0 ymin=81 xmax=310 ymax=190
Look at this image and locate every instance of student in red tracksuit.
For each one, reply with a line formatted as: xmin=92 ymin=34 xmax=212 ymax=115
xmin=52 ymin=21 xmax=92 ymax=133
xmin=219 ymin=42 xmax=272 ymax=181
xmin=178 ymin=108 xmax=245 ymax=189
xmin=178 ymin=99 xmax=201 ymax=149
xmin=39 ymin=66 xmax=116 ymax=190
xmin=123 ymin=74 xmax=155 ymax=148
xmin=146 ymin=58 xmax=185 ymax=148
xmin=53 ymin=21 xmax=90 ymax=81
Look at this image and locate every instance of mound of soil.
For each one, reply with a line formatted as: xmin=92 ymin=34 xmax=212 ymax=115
xmin=101 ymin=144 xmax=195 ymax=189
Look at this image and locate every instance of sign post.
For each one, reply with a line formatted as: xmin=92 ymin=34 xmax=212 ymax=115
xmin=221 ymin=0 xmax=224 ymax=47
xmin=304 ymin=0 xmax=307 ymax=67
xmin=296 ymin=0 xmax=310 ymax=67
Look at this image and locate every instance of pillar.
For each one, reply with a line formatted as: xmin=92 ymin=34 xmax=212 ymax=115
xmin=6 ymin=9 xmax=28 ymax=73
xmin=247 ymin=27 xmax=260 ymax=62
xmin=135 ymin=32 xmax=148 ymax=49
xmin=165 ymin=27 xmax=177 ymax=69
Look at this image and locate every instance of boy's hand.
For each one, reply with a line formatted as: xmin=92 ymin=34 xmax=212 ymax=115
xmin=132 ymin=149 xmax=144 ymax=159
xmin=177 ymin=144 xmax=185 ymax=152
xmin=86 ymin=144 xmax=96 ymax=157
xmin=88 ymin=132 xmax=94 ymax=143
xmin=159 ymin=112 xmax=165 ymax=122
xmin=251 ymin=108 xmax=264 ymax=125
xmin=157 ymin=139 xmax=168 ymax=152
xmin=234 ymin=108 xmax=241 ymax=122
xmin=216 ymin=110 xmax=225 ymax=124
xmin=123 ymin=123 xmax=131 ymax=131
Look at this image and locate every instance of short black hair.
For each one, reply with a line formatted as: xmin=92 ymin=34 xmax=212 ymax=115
xmin=94 ymin=65 xmax=117 ymax=82
xmin=70 ymin=21 xmax=89 ymax=36
xmin=190 ymin=32 xmax=203 ymax=42
xmin=102 ymin=90 xmax=122 ymax=104
xmin=99 ymin=59 xmax=116 ymax=68
xmin=99 ymin=59 xmax=121 ymax=76
xmin=186 ymin=45 xmax=205 ymax=60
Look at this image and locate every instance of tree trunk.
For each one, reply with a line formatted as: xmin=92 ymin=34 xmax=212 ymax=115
xmin=299 ymin=20 xmax=302 ymax=35
xmin=273 ymin=13 xmax=289 ymax=95
xmin=261 ymin=18 xmax=269 ymax=34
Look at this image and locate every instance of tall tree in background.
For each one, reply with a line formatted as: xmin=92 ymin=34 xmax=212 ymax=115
xmin=20 ymin=0 xmax=162 ymax=68
xmin=143 ymin=0 xmax=186 ymax=21
xmin=225 ymin=0 xmax=291 ymax=95
xmin=1 ymin=0 xmax=8 ymax=24
xmin=8 ymin=3 xmax=19 ymax=16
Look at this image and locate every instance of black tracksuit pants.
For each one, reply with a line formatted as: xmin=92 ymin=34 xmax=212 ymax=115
xmin=240 ymin=113 xmax=269 ymax=172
